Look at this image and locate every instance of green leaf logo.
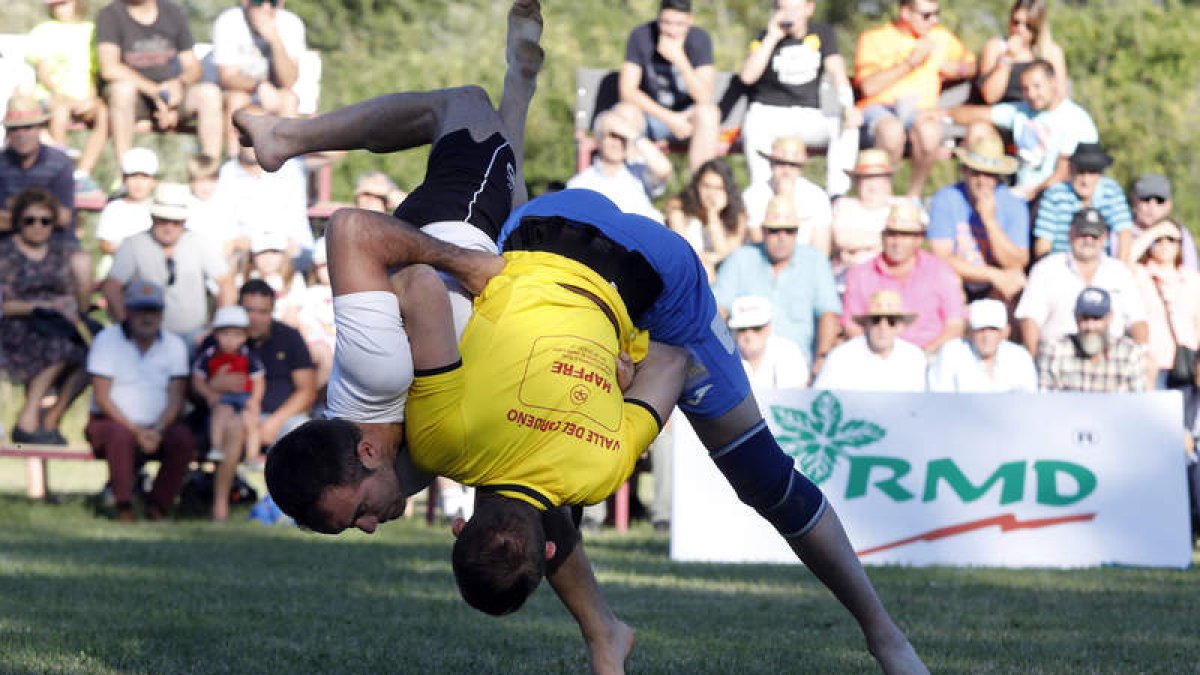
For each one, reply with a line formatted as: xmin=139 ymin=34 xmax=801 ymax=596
xmin=770 ymin=391 xmax=887 ymax=485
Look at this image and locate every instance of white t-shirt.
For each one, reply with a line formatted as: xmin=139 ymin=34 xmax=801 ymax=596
xmin=566 ymin=165 xmax=664 ymax=223
xmin=743 ymin=177 xmax=833 ymax=245
xmin=214 ymin=158 xmax=314 ymax=252
xmin=927 ymin=338 xmax=1038 ymax=393
xmin=211 ymin=6 xmax=306 ymax=84
xmin=742 ymin=334 xmax=810 ymax=391
xmin=186 ymin=194 xmax=240 ymax=245
xmin=88 ymin=325 xmax=189 ymax=426
xmin=1014 ymin=253 xmax=1147 ymax=343
xmin=325 ymin=291 xmax=413 ymax=424
xmin=813 ymin=335 xmax=927 ymax=392
xmin=991 ymin=98 xmax=1098 ymax=190
xmin=96 ymin=198 xmax=152 ymax=248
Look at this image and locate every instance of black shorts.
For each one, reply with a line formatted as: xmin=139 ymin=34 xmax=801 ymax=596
xmin=393 ymin=129 xmax=515 ymax=242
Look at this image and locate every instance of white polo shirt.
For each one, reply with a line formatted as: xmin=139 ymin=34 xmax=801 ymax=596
xmin=742 ymin=334 xmax=810 ymax=391
xmin=88 ymin=324 xmax=189 ymax=427
xmin=1014 ymin=253 xmax=1147 ymax=343
xmin=813 ymin=336 xmax=927 ymax=392
xmin=927 ymin=338 xmax=1038 ymax=393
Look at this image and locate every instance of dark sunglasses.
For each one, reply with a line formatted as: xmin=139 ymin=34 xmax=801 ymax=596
xmin=250 ymin=0 xmax=279 ymax=6
xmin=1010 ymin=17 xmax=1029 ymax=28
xmin=869 ymin=316 xmax=902 ymax=327
xmin=166 ymin=257 xmax=177 ymax=286
xmin=1138 ymin=196 xmax=1167 ymax=205
xmin=763 ymin=227 xmax=798 ymax=236
xmin=1155 ymin=236 xmax=1183 ymax=244
xmin=882 ymin=228 xmax=922 ymax=238
xmin=736 ymin=325 xmax=767 ymax=333
xmin=21 ymin=215 xmax=54 ymax=227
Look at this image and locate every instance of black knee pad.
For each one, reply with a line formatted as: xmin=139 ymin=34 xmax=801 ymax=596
xmin=710 ymin=422 xmax=828 ymax=539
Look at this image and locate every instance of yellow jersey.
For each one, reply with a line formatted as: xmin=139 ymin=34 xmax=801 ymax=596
xmin=406 ymin=250 xmax=659 ymax=509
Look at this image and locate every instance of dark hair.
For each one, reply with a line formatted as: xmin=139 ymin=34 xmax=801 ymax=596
xmin=265 ymin=419 xmax=368 ymax=532
xmin=659 ymin=0 xmax=691 ymax=13
xmin=1023 ymin=57 xmax=1056 ymax=80
xmin=11 ymin=188 xmax=60 ymax=230
xmin=679 ymin=158 xmax=745 ymax=238
xmin=1010 ymin=0 xmax=1052 ymax=54
xmin=239 ymin=278 xmax=276 ymax=306
xmin=452 ymin=494 xmax=547 ymax=616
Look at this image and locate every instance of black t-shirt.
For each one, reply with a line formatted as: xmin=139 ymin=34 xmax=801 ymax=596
xmin=623 ymin=21 xmax=714 ymax=111
xmin=748 ymin=22 xmax=838 ymax=109
xmin=198 ymin=320 xmax=314 ymax=414
xmin=95 ymin=0 xmax=194 ymax=83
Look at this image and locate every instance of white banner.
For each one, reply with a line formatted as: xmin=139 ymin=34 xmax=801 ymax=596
xmin=671 ymin=390 xmax=1192 ymax=568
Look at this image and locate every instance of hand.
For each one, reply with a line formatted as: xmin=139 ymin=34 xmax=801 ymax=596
xmin=259 ymin=414 xmax=284 ymax=445
xmin=1005 ymin=34 xmax=1031 ymax=60
xmin=616 ymin=352 xmax=635 ymax=392
xmin=656 ymin=35 xmax=689 ymax=67
xmin=159 ymin=79 xmax=184 ymax=108
xmin=154 ymin=105 xmax=179 ymax=131
xmin=210 ymin=365 xmax=247 ymax=394
xmin=907 ymin=36 xmax=937 ymax=69
xmin=842 ymin=106 xmax=864 ymax=130
xmin=47 ymin=296 xmax=79 ymax=322
xmin=809 ymin=355 xmax=826 ymax=383
xmin=938 ymin=60 xmax=970 ymax=80
xmin=764 ymin=9 xmax=791 ymax=42
xmin=604 ymin=113 xmax=640 ymax=143
xmin=245 ymin=3 xmax=280 ymax=41
xmin=1009 ymin=184 xmax=1037 ymax=201
xmin=990 ymin=268 xmax=1027 ymax=300
xmin=244 ymin=400 xmax=261 ymax=418
xmin=135 ymin=427 xmax=162 ymax=454
xmin=663 ymin=110 xmax=693 ymax=139
xmin=973 ymin=188 xmax=997 ymax=222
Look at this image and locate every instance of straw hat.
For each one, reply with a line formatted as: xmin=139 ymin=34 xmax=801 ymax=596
xmin=848 ymin=148 xmax=894 ymax=177
xmin=853 ymin=290 xmax=916 ymax=326
xmin=758 ymin=136 xmax=807 ymax=166
xmin=3 ymin=94 xmax=49 ymax=128
xmin=884 ymin=201 xmax=925 ymax=234
xmin=148 ymin=182 xmax=191 ymax=221
xmin=761 ymin=195 xmax=800 ymax=230
xmin=952 ymin=132 xmax=1018 ymax=176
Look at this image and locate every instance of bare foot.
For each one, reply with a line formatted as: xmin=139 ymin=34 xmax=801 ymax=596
xmin=507 ymin=0 xmax=544 ymax=79
xmin=231 ymin=108 xmax=289 ymax=172
xmin=586 ymin=620 xmax=634 ymax=675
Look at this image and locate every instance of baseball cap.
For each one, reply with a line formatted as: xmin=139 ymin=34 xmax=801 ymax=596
xmin=124 ymin=280 xmax=165 ymax=310
xmin=121 ymin=147 xmax=160 ymax=176
xmin=250 ymin=229 xmax=289 ymax=254
xmin=1075 ymin=287 xmax=1111 ymax=319
xmin=211 ymin=306 xmax=250 ymax=330
xmin=1070 ymin=207 xmax=1108 ymax=237
xmin=1134 ymin=173 xmax=1172 ymax=201
xmin=728 ymin=296 xmax=772 ymax=330
xmin=967 ymin=299 xmax=1007 ymax=330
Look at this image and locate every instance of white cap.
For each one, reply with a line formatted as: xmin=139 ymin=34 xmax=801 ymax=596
xmin=250 ymin=229 xmax=290 ymax=254
xmin=312 ymin=236 xmax=328 ymax=265
xmin=121 ymin=147 xmax=159 ymax=176
xmin=728 ymin=296 xmax=773 ymax=330
xmin=211 ymin=305 xmax=250 ymax=330
xmin=967 ymin=299 xmax=1007 ymax=330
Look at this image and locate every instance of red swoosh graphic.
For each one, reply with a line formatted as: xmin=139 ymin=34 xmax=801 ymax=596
xmin=856 ymin=512 xmax=1097 ymax=557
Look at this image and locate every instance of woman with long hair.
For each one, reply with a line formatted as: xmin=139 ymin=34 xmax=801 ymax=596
xmin=665 ymin=158 xmax=748 ymax=281
xmin=977 ymin=0 xmax=1069 ymax=104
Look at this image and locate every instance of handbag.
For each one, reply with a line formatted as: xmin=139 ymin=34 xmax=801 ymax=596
xmin=28 ymin=307 xmax=102 ymax=347
xmin=1151 ymin=276 xmax=1198 ymax=388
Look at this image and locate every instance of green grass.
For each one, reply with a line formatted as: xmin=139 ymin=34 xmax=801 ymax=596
xmin=1 ymin=461 xmax=1197 ymax=674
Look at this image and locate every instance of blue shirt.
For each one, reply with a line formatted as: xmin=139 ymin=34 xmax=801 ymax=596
xmin=0 ymin=144 xmax=75 ymax=238
xmin=1035 ymin=177 xmax=1132 ymax=254
xmin=927 ymin=182 xmax=1029 ymax=266
xmin=711 ymin=243 xmax=842 ymax=363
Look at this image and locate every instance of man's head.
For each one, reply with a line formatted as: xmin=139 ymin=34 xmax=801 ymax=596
xmin=848 ymin=149 xmax=895 ymax=206
xmin=899 ymin=0 xmax=940 ymax=36
xmin=239 ymin=278 xmax=276 ymax=339
xmin=953 ymin=130 xmax=1017 ymax=202
xmin=728 ymin=296 xmax=773 ymax=362
xmin=1073 ymin=287 xmax=1111 ymax=357
xmin=760 ymin=196 xmax=800 ymax=265
xmin=854 ymin=290 xmax=915 ymax=356
xmin=760 ymin=136 xmax=807 ymax=189
xmin=451 ymin=492 xmax=552 ymax=616
xmin=966 ymin=299 xmax=1009 ymax=360
xmin=1132 ymin=173 xmax=1173 ymax=230
xmin=122 ymin=147 xmax=160 ymax=201
xmin=148 ymin=182 xmax=190 ymax=248
xmin=3 ymin=94 xmax=48 ymax=159
xmin=774 ymin=0 xmax=815 ymax=33
xmin=593 ymin=111 xmax=629 ymax=166
xmin=657 ymin=0 xmax=693 ymax=40
xmin=124 ymin=280 xmax=166 ymax=341
xmin=881 ymin=201 xmax=925 ymax=265
xmin=1068 ymin=207 xmax=1108 ymax=264
xmin=242 ymin=0 xmax=283 ymax=11
xmin=353 ymin=171 xmax=400 ymax=212
xmin=1018 ymin=59 xmax=1058 ymax=112
xmin=1068 ymin=142 xmax=1112 ymax=201
xmin=211 ymin=306 xmax=251 ymax=354
xmin=265 ymin=418 xmax=407 ymax=534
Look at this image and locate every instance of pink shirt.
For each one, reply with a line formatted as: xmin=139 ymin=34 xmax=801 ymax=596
xmin=842 ymin=250 xmax=966 ymax=348
xmin=1133 ymin=264 xmax=1200 ymax=370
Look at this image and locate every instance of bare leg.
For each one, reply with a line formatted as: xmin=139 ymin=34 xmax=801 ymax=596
xmin=40 ymin=365 xmax=88 ymax=432
xmin=77 ymin=99 xmax=109 ymax=177
xmin=106 ymin=80 xmax=139 ymax=161
xmin=498 ymin=0 xmax=544 ymax=206
xmin=185 ymin=83 xmax=225 ymax=160
xmin=546 ymin=542 xmax=635 ymax=675
xmin=906 ymin=112 xmax=941 ymax=198
xmin=17 ymin=364 xmax=65 ymax=434
xmin=212 ymin=406 xmax=245 ymax=522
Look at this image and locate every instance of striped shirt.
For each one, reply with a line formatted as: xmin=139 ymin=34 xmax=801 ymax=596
xmin=1034 ymin=177 xmax=1132 ymax=254
xmin=1037 ymin=335 xmax=1148 ymax=393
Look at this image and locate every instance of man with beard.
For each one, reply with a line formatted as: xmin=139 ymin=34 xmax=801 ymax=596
xmin=1037 ymin=287 xmax=1149 ymax=393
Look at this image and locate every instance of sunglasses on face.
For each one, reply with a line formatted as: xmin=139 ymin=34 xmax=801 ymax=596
xmin=917 ymin=8 xmax=940 ymax=20
xmin=763 ymin=227 xmax=798 ymax=237
xmin=1138 ymin=196 xmax=1167 ymax=205
xmin=869 ymin=316 xmax=902 ymax=327
xmin=21 ymin=215 xmax=54 ymax=228
xmin=250 ymin=0 xmax=279 ymax=6
xmin=737 ymin=325 xmax=767 ymax=334
xmin=882 ymin=228 xmax=922 ymax=238
xmin=1155 ymin=236 xmax=1183 ymax=245
xmin=1010 ymin=17 xmax=1029 ymax=28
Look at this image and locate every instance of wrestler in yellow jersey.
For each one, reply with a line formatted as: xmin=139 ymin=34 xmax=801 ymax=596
xmin=406 ymin=250 xmax=660 ymax=510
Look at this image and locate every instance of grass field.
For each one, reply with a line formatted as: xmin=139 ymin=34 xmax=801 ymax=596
xmin=1 ymin=460 xmax=1197 ymax=675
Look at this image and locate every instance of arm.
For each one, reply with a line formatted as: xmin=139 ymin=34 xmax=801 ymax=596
xmin=247 ymin=373 xmax=265 ymax=416
xmin=948 ymin=105 xmax=994 ymax=127
xmin=217 ymin=64 xmax=260 ymax=93
xmin=924 ymin=318 xmax=965 ymax=355
xmin=69 ymin=251 xmax=94 ymax=311
xmin=621 ymin=340 xmax=689 ymax=425
xmin=100 ymin=276 xmax=127 ymax=323
xmin=825 ymin=54 xmax=862 ymax=127
xmin=250 ymin=9 xmax=300 ymax=89
xmin=1020 ymin=318 xmax=1041 ymax=357
xmin=977 ymin=38 xmax=1011 ymax=105
xmin=812 ymin=312 xmax=841 ymax=377
xmin=1128 ymin=320 xmax=1149 ymax=345
xmin=1032 ymin=237 xmax=1053 ymax=261
xmin=618 ymin=61 xmax=674 ymax=123
xmin=97 ymin=43 xmax=163 ymax=99
xmin=154 ymin=378 xmax=188 ymax=430
xmin=738 ymin=21 xmax=785 ymax=85
xmin=191 ymin=370 xmax=222 ymax=408
xmin=856 ymin=34 xmax=931 ymax=100
xmin=630 ymin=136 xmax=673 ymax=185
xmin=390 ymin=264 xmax=460 ymax=372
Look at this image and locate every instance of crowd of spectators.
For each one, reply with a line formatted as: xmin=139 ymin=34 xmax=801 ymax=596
xmin=1 ymin=0 xmax=1197 ymax=535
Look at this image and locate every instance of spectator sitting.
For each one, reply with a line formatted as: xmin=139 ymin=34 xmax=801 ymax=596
xmin=1130 ymin=219 xmax=1200 ymax=392
xmin=952 ymin=58 xmax=1096 ymax=202
xmin=738 ymin=0 xmax=861 ymax=196
xmin=854 ymin=0 xmax=975 ymax=197
xmin=26 ymin=0 xmax=109 ymax=187
xmin=212 ymin=0 xmax=307 ymax=156
xmin=1016 ymin=207 xmax=1148 ymax=358
xmin=713 ymin=195 xmax=841 ymax=374
xmin=664 ymin=157 xmax=747 ymax=281
xmin=814 ymin=290 xmax=927 ymax=392
xmin=101 ymin=182 xmax=236 ymax=347
xmin=95 ymin=147 xmax=157 ymax=260
xmin=742 ymin=136 xmax=832 ymax=254
xmin=1038 ymin=287 xmax=1148 ymax=393
xmin=214 ymin=139 xmax=313 ymax=262
xmin=85 ymin=280 xmax=196 ymax=522
xmin=618 ymin=0 xmax=720 ymax=174
xmin=0 ymin=188 xmax=91 ymax=448
xmin=927 ymin=130 xmax=1029 ymax=304
xmin=196 ymin=278 xmax=315 ymax=465
xmin=830 ymin=149 xmax=902 ymax=277
xmin=241 ymin=229 xmax=307 ymax=328
xmin=1126 ymin=174 xmax=1197 ymax=269
xmin=928 ymin=298 xmax=1037 ymax=392
xmin=353 ymin=171 xmax=406 ymax=213
xmin=843 ymin=201 xmax=966 ymax=355
xmin=729 ymin=295 xmax=809 ymax=390
xmin=0 ymin=95 xmax=76 ymax=240
xmin=566 ymin=109 xmax=667 ymax=222
xmin=95 ymin=0 xmax=223 ymax=160
xmin=976 ymin=0 xmax=1068 ymax=105
xmin=1033 ymin=142 xmax=1132 ymax=260
xmin=190 ymin=305 xmax=264 ymax=521
xmin=184 ymin=153 xmax=241 ymax=262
